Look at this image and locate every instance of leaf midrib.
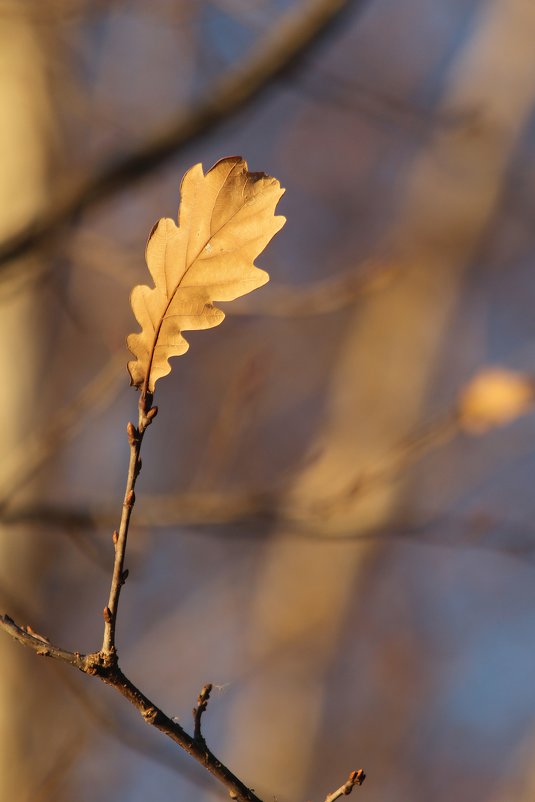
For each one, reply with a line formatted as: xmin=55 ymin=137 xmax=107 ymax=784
xmin=143 ymin=183 xmax=258 ymax=394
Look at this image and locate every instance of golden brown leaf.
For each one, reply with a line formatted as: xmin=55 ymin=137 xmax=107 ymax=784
xmin=458 ymin=367 xmax=535 ymax=433
xmin=127 ymin=156 xmax=285 ymax=394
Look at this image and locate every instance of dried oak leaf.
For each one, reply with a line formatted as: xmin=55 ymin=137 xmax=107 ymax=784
xmin=127 ymin=156 xmax=285 ymax=393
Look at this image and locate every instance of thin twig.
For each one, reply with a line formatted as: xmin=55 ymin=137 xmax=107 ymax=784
xmin=0 ymin=613 xmax=263 ymax=802
xmin=101 ymin=394 xmax=157 ymax=656
xmin=0 ymin=614 xmax=87 ymax=669
xmin=193 ymin=683 xmax=213 ymax=742
xmin=58 ymin=670 xmax=215 ymax=792
xmin=324 ymin=770 xmax=366 ymax=802
xmin=0 ymin=391 xmax=368 ymax=802
xmin=229 ymin=262 xmax=395 ymax=318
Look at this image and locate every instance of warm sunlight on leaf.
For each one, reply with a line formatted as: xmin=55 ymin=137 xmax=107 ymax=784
xmin=127 ymin=157 xmax=285 ymax=393
xmin=458 ymin=367 xmax=535 ymax=433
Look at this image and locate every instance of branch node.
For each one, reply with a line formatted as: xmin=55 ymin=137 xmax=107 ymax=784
xmin=139 ymin=392 xmax=154 ymax=417
xmin=142 ymin=706 xmax=159 ymax=724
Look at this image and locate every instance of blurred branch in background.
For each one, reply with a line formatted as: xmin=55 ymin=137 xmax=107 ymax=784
xmin=66 ymin=227 xmax=396 ymax=317
xmin=0 ymin=259 xmax=395 ymax=522
xmin=0 ymin=0 xmax=119 ymax=22
xmin=0 ymin=353 xmax=125 ymax=511
xmin=295 ymin=68 xmax=482 ymax=136
xmin=0 ymin=0 xmax=363 ymax=271
xmin=5 ymin=496 xmax=535 ymax=566
xmin=4 ymin=365 xmax=532 ymax=530
xmin=28 ymin=731 xmax=86 ymax=802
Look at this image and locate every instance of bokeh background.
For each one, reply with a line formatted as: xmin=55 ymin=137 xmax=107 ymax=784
xmin=2 ymin=1 xmax=535 ymax=800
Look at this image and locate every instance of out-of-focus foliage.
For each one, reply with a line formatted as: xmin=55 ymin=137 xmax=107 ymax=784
xmin=458 ymin=368 xmax=535 ymax=433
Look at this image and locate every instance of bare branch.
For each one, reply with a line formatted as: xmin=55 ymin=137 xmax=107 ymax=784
xmin=73 ymin=236 xmax=395 ymax=318
xmin=193 ymin=683 xmax=213 ymax=743
xmin=229 ymin=261 xmax=395 ymax=318
xmin=6 ymin=499 xmax=534 ymax=570
xmin=0 ymin=614 xmax=86 ymax=670
xmin=0 ymin=612 xmax=263 ymax=802
xmin=101 ymin=397 xmax=157 ymax=656
xmin=0 ymin=0 xmax=361 ymax=271
xmin=324 ymin=770 xmax=366 ymax=802
xmin=0 ymin=491 xmax=278 ymax=530
xmin=60 ymin=670 xmax=215 ymax=792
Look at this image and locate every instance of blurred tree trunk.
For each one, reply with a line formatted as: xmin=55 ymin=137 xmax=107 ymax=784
xmin=222 ymin=1 xmax=535 ymax=798
xmin=0 ymin=15 xmax=64 ymax=801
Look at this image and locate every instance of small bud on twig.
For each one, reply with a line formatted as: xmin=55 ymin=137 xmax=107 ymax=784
xmin=26 ymin=624 xmax=50 ymax=644
xmin=103 ymin=606 xmax=112 ymax=623
xmin=112 ymin=530 xmax=119 ymax=546
xmin=121 ymin=569 xmax=129 ymax=585
xmin=324 ymin=769 xmax=366 ymax=802
xmin=140 ymin=405 xmax=159 ymax=432
xmin=193 ymin=682 xmax=213 ymax=742
xmin=127 ymin=422 xmax=138 ymax=444
xmin=146 ymin=406 xmax=158 ymax=422
xmin=139 ymin=391 xmax=154 ymax=417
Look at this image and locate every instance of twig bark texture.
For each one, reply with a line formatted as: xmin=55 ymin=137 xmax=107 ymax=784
xmin=102 ymin=396 xmax=156 ymax=655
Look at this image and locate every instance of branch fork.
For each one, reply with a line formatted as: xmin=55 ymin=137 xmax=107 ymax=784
xmin=0 ymin=394 xmax=366 ymax=802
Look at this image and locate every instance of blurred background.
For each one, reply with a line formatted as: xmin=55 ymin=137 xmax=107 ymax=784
xmin=2 ymin=1 xmax=535 ymax=800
